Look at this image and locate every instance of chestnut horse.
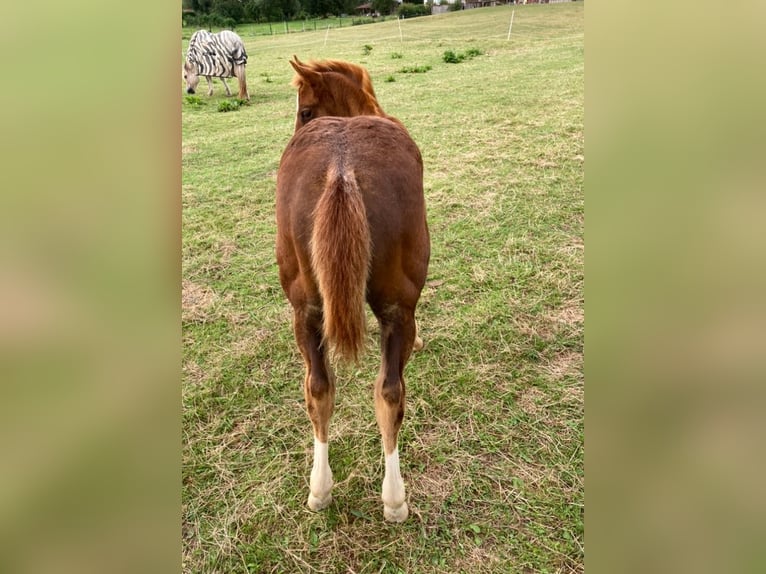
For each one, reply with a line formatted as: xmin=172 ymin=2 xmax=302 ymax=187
xmin=275 ymin=57 xmax=430 ymax=522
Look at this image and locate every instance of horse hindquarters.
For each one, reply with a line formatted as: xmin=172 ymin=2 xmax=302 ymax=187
xmin=277 ymin=116 xmax=427 ymax=523
xmin=369 ymin=225 xmax=428 ymax=523
xmin=276 ymin=152 xmax=372 ymax=512
xmin=310 ymin=164 xmax=371 ymax=362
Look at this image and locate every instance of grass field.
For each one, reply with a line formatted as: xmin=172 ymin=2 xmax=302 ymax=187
xmin=182 ymin=3 xmax=583 ymax=573
xmin=181 ymin=16 xmax=383 ymax=40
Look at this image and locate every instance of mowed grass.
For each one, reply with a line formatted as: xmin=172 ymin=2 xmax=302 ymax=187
xmin=182 ymin=4 xmax=583 ymax=573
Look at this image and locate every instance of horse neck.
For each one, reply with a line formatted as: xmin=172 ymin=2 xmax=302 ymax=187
xmin=341 ymin=86 xmax=406 ymax=127
xmin=323 ymin=75 xmax=381 ymax=118
xmin=340 ymin=89 xmax=409 ymax=131
xmin=354 ymin=96 xmax=384 ymax=117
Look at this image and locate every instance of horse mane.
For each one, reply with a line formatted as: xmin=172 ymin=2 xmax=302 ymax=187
xmin=291 ymin=58 xmax=386 ymax=118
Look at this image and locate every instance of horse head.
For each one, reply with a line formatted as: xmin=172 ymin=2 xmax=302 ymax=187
xmin=183 ymin=60 xmax=200 ymax=95
xmin=289 ymin=56 xmax=386 ymax=131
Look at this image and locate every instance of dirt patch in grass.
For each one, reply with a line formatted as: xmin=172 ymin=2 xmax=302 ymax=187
xmin=517 ymin=386 xmax=546 ymax=416
xmin=562 ymin=382 xmax=584 ymax=406
xmin=218 ymin=239 xmax=237 ymax=264
xmin=543 ymin=350 xmax=582 ymax=381
xmin=230 ymin=327 xmax=270 ymax=356
xmin=547 ymin=297 xmax=583 ymax=326
xmin=182 ymin=280 xmax=218 ymax=323
xmin=456 ymin=544 xmax=503 ymax=573
xmin=183 ymin=360 xmax=206 ymax=387
xmin=411 ymin=462 xmax=456 ymax=505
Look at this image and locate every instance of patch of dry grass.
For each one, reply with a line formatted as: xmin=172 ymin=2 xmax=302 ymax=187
xmin=181 ymin=280 xmax=218 ymax=323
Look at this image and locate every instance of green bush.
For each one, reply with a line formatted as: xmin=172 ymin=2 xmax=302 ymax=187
xmin=398 ymin=65 xmax=432 ymax=74
xmin=442 ymin=50 xmax=463 ymax=64
xmin=398 ymin=3 xmax=430 ymax=18
xmin=443 ymin=47 xmax=483 ymax=64
xmin=217 ymin=99 xmax=248 ymax=112
xmin=183 ymin=13 xmax=237 ymax=29
xmin=184 ymin=95 xmax=206 ymax=106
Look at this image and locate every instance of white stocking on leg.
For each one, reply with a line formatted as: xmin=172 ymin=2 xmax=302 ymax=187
xmin=382 ymin=447 xmax=408 ymax=522
xmin=308 ymin=438 xmax=333 ymax=511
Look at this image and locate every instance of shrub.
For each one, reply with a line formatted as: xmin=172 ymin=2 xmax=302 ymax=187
xmin=398 ymin=65 xmax=432 ymax=74
xmin=184 ymin=95 xmax=206 ymax=106
xmin=443 ymin=47 xmax=483 ymax=63
xmin=362 ymin=44 xmax=373 ymax=55
xmin=183 ymin=13 xmax=236 ymax=29
xmin=442 ymin=50 xmax=463 ymax=64
xmin=398 ymin=3 xmax=430 ymax=18
xmin=385 ymin=75 xmax=396 ymax=82
xmin=217 ymin=99 xmax=247 ymax=112
xmin=390 ymin=52 xmax=404 ymax=59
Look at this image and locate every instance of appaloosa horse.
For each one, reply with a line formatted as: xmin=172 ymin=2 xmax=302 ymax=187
xmin=275 ymin=56 xmax=430 ymax=522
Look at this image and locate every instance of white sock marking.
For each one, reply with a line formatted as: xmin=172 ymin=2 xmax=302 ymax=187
xmin=382 ymin=447 xmax=406 ymax=508
xmin=382 ymin=447 xmax=408 ymax=521
xmin=308 ymin=438 xmax=333 ymax=510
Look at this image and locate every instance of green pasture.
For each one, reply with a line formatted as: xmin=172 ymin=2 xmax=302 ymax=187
xmin=181 ymin=16 xmax=382 ymax=40
xmin=182 ymin=3 xmax=583 ymax=573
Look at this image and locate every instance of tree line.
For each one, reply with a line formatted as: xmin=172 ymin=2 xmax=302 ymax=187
xmin=182 ymin=0 xmax=423 ymax=26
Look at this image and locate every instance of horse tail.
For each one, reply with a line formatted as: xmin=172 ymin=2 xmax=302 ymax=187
xmin=311 ymin=163 xmax=370 ymax=362
xmin=227 ymin=33 xmax=249 ymax=101
xmin=234 ymin=64 xmax=249 ymax=100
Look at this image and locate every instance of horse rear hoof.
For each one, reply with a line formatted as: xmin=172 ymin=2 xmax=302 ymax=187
xmin=307 ymin=492 xmax=332 ymax=511
xmin=413 ymin=336 xmax=424 ymax=352
xmin=384 ymin=501 xmax=408 ymax=523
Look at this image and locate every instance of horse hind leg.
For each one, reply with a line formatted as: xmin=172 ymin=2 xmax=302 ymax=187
xmin=294 ymin=305 xmax=335 ymax=511
xmin=220 ymin=77 xmax=232 ymax=97
xmin=374 ymin=308 xmax=417 ymax=522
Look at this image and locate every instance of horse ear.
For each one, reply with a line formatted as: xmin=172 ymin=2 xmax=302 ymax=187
xmin=290 ymin=55 xmax=322 ymax=87
xmin=289 ymin=55 xmax=309 ymax=76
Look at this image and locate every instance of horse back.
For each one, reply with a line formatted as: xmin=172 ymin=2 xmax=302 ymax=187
xmin=276 ymin=116 xmax=429 ymax=308
xmin=186 ymin=29 xmax=246 ymax=78
xmin=279 ymin=116 xmax=424 ymax=224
